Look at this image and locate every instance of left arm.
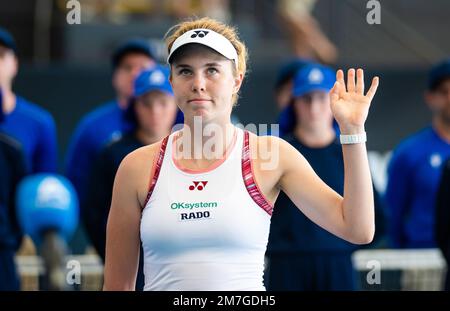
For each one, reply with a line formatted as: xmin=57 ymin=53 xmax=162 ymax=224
xmin=279 ymin=68 xmax=379 ymax=244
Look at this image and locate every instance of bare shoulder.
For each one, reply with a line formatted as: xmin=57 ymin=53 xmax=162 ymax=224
xmin=245 ymin=133 xmax=296 ymax=201
xmin=249 ymin=132 xmax=291 ymax=149
xmin=249 ymin=132 xmax=299 ymax=168
xmin=115 ymin=139 xmax=166 ymax=206
xmin=120 ymin=140 xmax=162 ymax=171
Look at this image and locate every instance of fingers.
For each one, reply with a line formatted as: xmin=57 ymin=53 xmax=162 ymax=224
xmin=330 ymin=82 xmax=340 ymax=102
xmin=356 ymin=68 xmax=364 ymax=94
xmin=347 ymin=68 xmax=356 ymax=93
xmin=366 ymin=76 xmax=379 ymax=102
xmin=336 ymin=69 xmax=346 ymax=96
xmin=337 ymin=68 xmax=378 ymax=100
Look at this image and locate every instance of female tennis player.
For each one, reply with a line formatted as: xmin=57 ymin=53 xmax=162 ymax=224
xmin=103 ymin=17 xmax=379 ymax=291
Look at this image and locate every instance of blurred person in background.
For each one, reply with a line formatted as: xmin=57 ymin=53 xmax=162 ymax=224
xmin=0 ymin=130 xmax=27 ymax=290
xmin=386 ymin=59 xmax=450 ymax=249
xmin=64 ymin=38 xmax=156 ymax=254
xmin=274 ymin=58 xmax=310 ymax=111
xmin=0 ymin=27 xmax=57 ymax=174
xmin=75 ymin=0 xmax=232 ymax=24
xmin=276 ymin=0 xmax=338 ymax=65
xmin=84 ymin=65 xmax=179 ymax=290
xmin=274 ymin=59 xmax=339 ymax=137
xmin=266 ymin=63 xmax=386 ymax=290
xmin=274 ymin=58 xmax=311 ymax=137
xmin=167 ymin=0 xmax=231 ymax=23
xmin=65 ymin=39 xmax=156 ymax=205
xmin=435 ymin=157 xmax=450 ymax=291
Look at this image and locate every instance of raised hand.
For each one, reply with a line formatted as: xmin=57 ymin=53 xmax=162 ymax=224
xmin=330 ymin=68 xmax=379 ymax=134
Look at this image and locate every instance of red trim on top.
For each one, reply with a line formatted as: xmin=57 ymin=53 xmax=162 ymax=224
xmin=241 ymin=131 xmax=274 ymax=216
xmin=143 ymin=136 xmax=169 ymax=208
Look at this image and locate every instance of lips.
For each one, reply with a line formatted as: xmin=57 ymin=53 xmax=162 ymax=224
xmin=188 ymin=98 xmax=212 ymax=103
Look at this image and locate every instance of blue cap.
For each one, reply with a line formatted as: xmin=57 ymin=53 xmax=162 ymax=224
xmin=132 ymin=65 xmax=173 ymax=98
xmin=112 ymin=38 xmax=155 ymax=69
xmin=0 ymin=27 xmax=17 ymax=54
xmin=125 ymin=65 xmax=177 ymax=126
xmin=292 ymin=63 xmax=336 ymax=98
xmin=428 ymin=58 xmax=450 ymax=90
xmin=275 ymin=58 xmax=312 ymax=89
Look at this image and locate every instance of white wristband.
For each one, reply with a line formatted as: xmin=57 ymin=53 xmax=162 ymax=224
xmin=340 ymin=132 xmax=367 ymax=144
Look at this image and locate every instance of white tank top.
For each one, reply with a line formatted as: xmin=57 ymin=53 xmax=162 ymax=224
xmin=140 ymin=127 xmax=274 ymax=291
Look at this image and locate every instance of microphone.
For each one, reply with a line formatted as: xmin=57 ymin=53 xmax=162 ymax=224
xmin=16 ymin=174 xmax=79 ymax=290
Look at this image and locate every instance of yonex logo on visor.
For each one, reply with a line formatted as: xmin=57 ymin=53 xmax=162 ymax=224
xmin=167 ymin=29 xmax=238 ymax=69
xmin=191 ymin=30 xmax=209 ymax=38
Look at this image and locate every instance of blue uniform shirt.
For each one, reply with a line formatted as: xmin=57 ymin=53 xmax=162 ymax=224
xmin=267 ymin=135 xmax=357 ymax=253
xmin=0 ymin=96 xmax=57 ymax=173
xmin=385 ymin=126 xmax=450 ymax=248
xmin=0 ymin=134 xmax=26 ymax=250
xmin=65 ymin=100 xmax=134 ymax=206
xmin=267 ymin=134 xmax=386 ymax=253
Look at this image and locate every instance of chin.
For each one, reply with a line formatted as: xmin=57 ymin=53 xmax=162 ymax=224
xmin=193 ymin=109 xmax=209 ymax=118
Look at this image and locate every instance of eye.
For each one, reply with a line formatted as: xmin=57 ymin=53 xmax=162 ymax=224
xmin=207 ymin=67 xmax=219 ymax=75
xmin=178 ymin=68 xmax=192 ymax=76
xmin=121 ymin=64 xmax=133 ymax=72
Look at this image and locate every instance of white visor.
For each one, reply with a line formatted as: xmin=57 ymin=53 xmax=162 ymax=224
xmin=167 ymin=29 xmax=238 ymax=69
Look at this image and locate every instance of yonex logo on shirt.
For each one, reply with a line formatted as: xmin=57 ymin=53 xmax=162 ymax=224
xmin=189 ymin=181 xmax=208 ymax=191
xmin=171 ymin=201 xmax=218 ymax=210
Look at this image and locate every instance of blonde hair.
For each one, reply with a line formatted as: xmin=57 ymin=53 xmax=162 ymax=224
xmin=165 ymin=17 xmax=248 ymax=106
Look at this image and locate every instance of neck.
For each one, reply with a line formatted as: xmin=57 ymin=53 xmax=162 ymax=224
xmin=433 ymin=117 xmax=450 ymax=144
xmin=177 ymin=116 xmax=235 ymax=161
xmin=0 ymin=85 xmax=16 ymax=114
xmin=294 ymin=124 xmax=335 ymax=148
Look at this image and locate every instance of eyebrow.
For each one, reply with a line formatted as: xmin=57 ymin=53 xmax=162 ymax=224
xmin=174 ymin=62 xmax=223 ymax=69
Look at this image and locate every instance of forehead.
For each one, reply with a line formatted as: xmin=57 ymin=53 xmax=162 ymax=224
xmin=170 ymin=44 xmax=230 ymax=66
xmin=0 ymin=44 xmax=15 ymax=57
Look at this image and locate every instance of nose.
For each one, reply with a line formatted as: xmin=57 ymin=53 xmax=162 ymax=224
xmin=191 ymin=73 xmax=206 ymax=93
xmin=131 ymin=66 xmax=143 ymax=78
xmin=309 ymin=100 xmax=322 ymax=115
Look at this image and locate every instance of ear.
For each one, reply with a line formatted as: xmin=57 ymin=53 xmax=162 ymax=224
xmin=11 ymin=55 xmax=19 ymax=78
xmin=233 ymin=72 xmax=244 ymax=94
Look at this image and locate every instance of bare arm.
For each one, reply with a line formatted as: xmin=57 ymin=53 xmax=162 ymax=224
xmin=103 ymin=151 xmax=147 ymax=290
xmin=279 ymin=68 xmax=379 ymax=244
